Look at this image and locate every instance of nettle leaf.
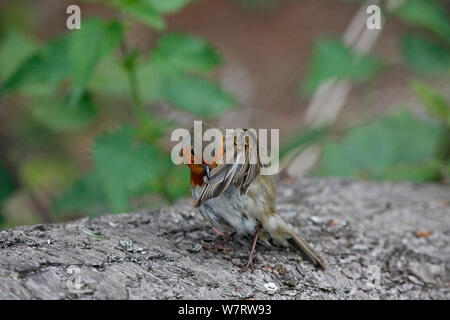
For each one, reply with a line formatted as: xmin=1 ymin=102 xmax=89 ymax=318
xmin=151 ymin=33 xmax=221 ymax=73
xmin=401 ymin=35 xmax=450 ymax=75
xmin=301 ymin=38 xmax=380 ymax=94
xmin=53 ymin=172 xmax=109 ymax=216
xmin=163 ymin=74 xmax=234 ymax=116
xmin=0 ymin=29 xmax=37 ymax=80
xmin=393 ymin=0 xmax=450 ymax=44
xmin=0 ymin=35 xmax=70 ymax=96
xmin=69 ymin=19 xmax=122 ymax=105
xmin=91 ymin=55 xmax=163 ymax=103
xmin=148 ymin=0 xmax=195 ymax=14
xmin=162 ymin=165 xmax=190 ymax=202
xmin=90 ymin=55 xmax=130 ymax=96
xmin=317 ymin=110 xmax=443 ymax=181
xmin=0 ymin=53 xmax=43 ymax=95
xmin=147 ymin=33 xmax=233 ymax=116
xmin=412 ymin=81 xmax=450 ymax=125
xmin=112 ymin=0 xmax=165 ymax=30
xmin=32 ymin=93 xmax=97 ymax=132
xmin=136 ymin=61 xmax=164 ymax=102
xmin=280 ymin=127 xmax=329 ymax=159
xmin=92 ymin=126 xmax=165 ymax=212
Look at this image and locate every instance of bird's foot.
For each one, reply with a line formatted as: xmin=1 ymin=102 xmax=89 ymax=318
xmin=212 ymin=231 xmax=236 ymax=252
xmin=213 ymin=243 xmax=234 ymax=252
xmin=232 ymin=256 xmax=256 ymax=273
xmin=234 ymin=226 xmax=261 ymax=273
xmin=203 ymin=243 xmax=234 ymax=252
xmin=202 ymin=232 xmax=235 ymax=252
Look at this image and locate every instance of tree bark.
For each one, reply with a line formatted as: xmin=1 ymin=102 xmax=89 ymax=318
xmin=0 ymin=178 xmax=449 ymax=299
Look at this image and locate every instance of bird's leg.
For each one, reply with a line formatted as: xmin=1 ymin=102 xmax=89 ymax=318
xmin=202 ymin=225 xmax=235 ymax=251
xmin=240 ymin=225 xmax=261 ymax=272
xmin=213 ymin=232 xmax=236 ymax=252
xmin=211 ymin=225 xmax=228 ymax=238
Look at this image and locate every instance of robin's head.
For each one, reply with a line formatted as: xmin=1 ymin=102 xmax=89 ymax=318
xmin=183 ymin=123 xmax=226 ymax=186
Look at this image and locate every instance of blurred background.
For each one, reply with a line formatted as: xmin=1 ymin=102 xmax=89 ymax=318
xmin=0 ymin=0 xmax=449 ymax=228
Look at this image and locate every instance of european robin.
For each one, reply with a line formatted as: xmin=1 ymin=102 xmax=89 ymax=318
xmin=184 ymin=123 xmax=326 ymax=271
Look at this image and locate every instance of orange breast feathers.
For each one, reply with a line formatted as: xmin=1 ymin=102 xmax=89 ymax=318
xmin=185 ymin=139 xmax=224 ymax=188
xmin=187 ymin=159 xmax=220 ymax=187
xmin=188 ymin=164 xmax=207 ymax=187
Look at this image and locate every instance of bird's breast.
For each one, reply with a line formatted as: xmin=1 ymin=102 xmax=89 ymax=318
xmin=191 ymin=185 xmax=258 ymax=235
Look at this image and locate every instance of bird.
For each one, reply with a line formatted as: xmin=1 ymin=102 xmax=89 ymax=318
xmin=184 ymin=123 xmax=326 ymax=271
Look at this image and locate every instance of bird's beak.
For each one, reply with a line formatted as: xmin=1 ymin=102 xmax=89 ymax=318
xmin=203 ymin=165 xmax=211 ymax=181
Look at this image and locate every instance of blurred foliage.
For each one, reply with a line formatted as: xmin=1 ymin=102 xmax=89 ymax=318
xmin=392 ymin=0 xmax=450 ymax=44
xmin=0 ymin=164 xmax=16 ymax=224
xmin=297 ymin=0 xmax=450 ymax=183
xmin=0 ymin=0 xmax=449 ymax=228
xmin=400 ymin=34 xmax=450 ymax=75
xmin=301 ymin=38 xmax=381 ymax=94
xmin=316 ymin=110 xmax=446 ymax=182
xmin=0 ymin=0 xmax=235 ymax=226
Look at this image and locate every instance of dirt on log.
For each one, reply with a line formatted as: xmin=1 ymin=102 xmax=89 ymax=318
xmin=0 ymin=178 xmax=449 ymax=299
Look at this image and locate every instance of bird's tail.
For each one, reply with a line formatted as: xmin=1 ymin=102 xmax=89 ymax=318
xmin=287 ymin=231 xmax=326 ymax=270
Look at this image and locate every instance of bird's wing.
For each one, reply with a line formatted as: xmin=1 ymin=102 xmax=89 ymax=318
xmin=194 ymin=129 xmax=261 ymax=207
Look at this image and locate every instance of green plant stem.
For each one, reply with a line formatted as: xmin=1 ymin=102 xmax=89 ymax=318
xmin=114 ymin=11 xmax=144 ymax=119
xmin=124 ymin=55 xmax=144 ymax=117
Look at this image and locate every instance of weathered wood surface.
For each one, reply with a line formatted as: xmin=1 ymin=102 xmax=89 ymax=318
xmin=0 ymin=178 xmax=449 ymax=299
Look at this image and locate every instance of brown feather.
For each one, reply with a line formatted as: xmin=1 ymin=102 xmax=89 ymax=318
xmin=194 ymin=128 xmax=263 ymax=205
xmin=286 ymin=232 xmax=326 ymax=270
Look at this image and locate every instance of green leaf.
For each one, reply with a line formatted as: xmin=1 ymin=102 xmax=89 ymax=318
xmin=401 ymin=35 xmax=450 ymax=75
xmin=53 ymin=172 xmax=109 ymax=216
xmin=41 ymin=36 xmax=72 ymax=84
xmin=393 ymin=0 xmax=450 ymax=44
xmin=90 ymin=55 xmax=130 ymax=94
xmin=69 ymin=19 xmax=122 ymax=105
xmin=0 ymin=53 xmax=43 ymax=95
xmin=411 ymin=81 xmax=450 ymax=125
xmin=144 ymin=32 xmax=233 ymax=115
xmin=161 ymin=165 xmax=190 ymax=202
xmin=162 ymin=74 xmax=234 ymax=116
xmin=32 ymin=93 xmax=98 ymax=132
xmin=0 ymin=29 xmax=37 ymax=80
xmin=148 ymin=0 xmax=195 ymax=14
xmin=91 ymin=55 xmax=163 ymax=103
xmin=317 ymin=110 xmax=443 ymax=181
xmin=0 ymin=35 xmax=70 ymax=96
xmin=301 ymin=38 xmax=380 ymax=94
xmin=92 ymin=126 xmax=165 ymax=212
xmin=280 ymin=127 xmax=329 ymax=159
xmin=151 ymin=33 xmax=221 ymax=73
xmin=112 ymin=0 xmax=165 ymax=30
xmin=136 ymin=61 xmax=165 ymax=102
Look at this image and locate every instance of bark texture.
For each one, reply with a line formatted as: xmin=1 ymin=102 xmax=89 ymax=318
xmin=0 ymin=178 xmax=449 ymax=299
